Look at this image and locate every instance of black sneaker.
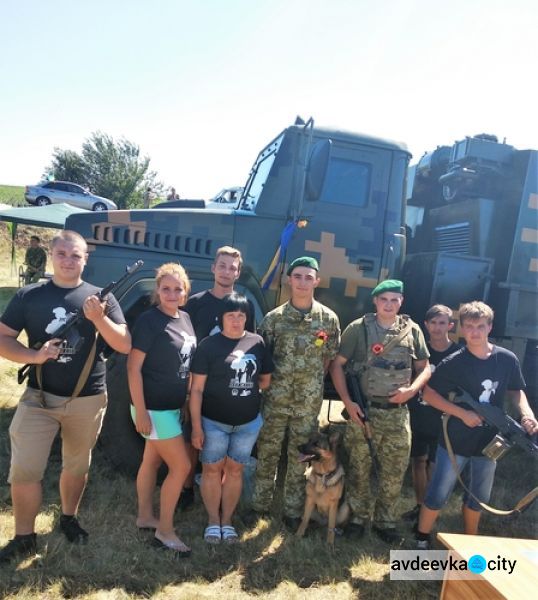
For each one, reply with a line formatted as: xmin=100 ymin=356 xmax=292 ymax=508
xmin=401 ymin=504 xmax=421 ymax=521
xmin=177 ymin=486 xmax=195 ymax=512
xmin=345 ymin=522 xmax=366 ymax=539
xmin=372 ymin=525 xmax=404 ymax=545
xmin=0 ymin=533 xmax=37 ymax=563
xmin=282 ymin=516 xmax=302 ymax=532
xmin=59 ymin=515 xmax=89 ymax=544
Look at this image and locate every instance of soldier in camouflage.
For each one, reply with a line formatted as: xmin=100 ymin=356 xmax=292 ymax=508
xmin=250 ymin=257 xmax=340 ymax=530
xmin=24 ymin=236 xmax=47 ymax=285
xmin=330 ymin=279 xmax=431 ymax=544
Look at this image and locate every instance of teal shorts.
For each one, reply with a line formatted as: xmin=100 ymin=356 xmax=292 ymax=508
xmin=130 ymin=405 xmax=183 ymax=440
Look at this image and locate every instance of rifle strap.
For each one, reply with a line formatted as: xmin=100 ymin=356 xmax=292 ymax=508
xmin=442 ymin=414 xmax=538 ymax=515
xmin=36 ymin=334 xmax=98 ymax=407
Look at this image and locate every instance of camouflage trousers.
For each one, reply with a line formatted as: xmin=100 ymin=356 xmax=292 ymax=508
xmin=344 ymin=406 xmax=411 ymax=529
xmin=252 ymin=401 xmax=319 ymax=519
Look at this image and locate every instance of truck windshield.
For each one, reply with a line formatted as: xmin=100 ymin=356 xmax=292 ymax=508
xmin=240 ymin=134 xmax=283 ymax=211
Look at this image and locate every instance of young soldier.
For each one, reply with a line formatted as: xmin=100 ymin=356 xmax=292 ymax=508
xmin=24 ymin=235 xmax=47 ymax=285
xmin=330 ymin=279 xmax=431 ymax=544
xmin=402 ymin=305 xmax=461 ymax=522
xmin=250 ymin=257 xmax=340 ymax=530
xmin=182 ymin=246 xmax=255 ymax=508
xmin=0 ymin=230 xmax=131 ymax=562
xmin=415 ymin=301 xmax=538 ymax=548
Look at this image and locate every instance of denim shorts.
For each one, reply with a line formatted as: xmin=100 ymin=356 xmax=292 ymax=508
xmin=201 ymin=413 xmax=262 ymax=465
xmin=424 ymin=445 xmax=497 ymax=511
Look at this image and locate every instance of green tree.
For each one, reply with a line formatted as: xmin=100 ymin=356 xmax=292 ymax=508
xmin=46 ymin=132 xmax=159 ymax=209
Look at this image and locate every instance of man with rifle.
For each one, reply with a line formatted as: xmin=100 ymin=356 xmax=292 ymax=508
xmin=0 ymin=230 xmax=131 ymax=562
xmin=415 ymin=301 xmax=538 ymax=549
xmin=330 ymin=279 xmax=431 ymax=544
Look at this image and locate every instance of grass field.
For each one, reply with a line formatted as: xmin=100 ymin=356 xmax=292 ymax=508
xmin=0 ymin=238 xmax=536 ymax=599
xmin=0 ymin=185 xmax=25 ymax=207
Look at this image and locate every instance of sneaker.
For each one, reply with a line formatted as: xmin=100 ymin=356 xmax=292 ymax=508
xmin=416 ymin=538 xmax=430 ymax=550
xmin=59 ymin=515 xmax=89 ymax=544
xmin=401 ymin=504 xmax=421 ymax=521
xmin=415 ymin=530 xmax=432 ymax=550
xmin=0 ymin=533 xmax=37 ymax=563
xmin=177 ymin=486 xmax=195 ymax=512
xmin=372 ymin=525 xmax=404 ymax=545
xmin=345 ymin=522 xmax=366 ymax=539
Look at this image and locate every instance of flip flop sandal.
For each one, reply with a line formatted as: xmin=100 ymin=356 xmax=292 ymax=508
xmin=221 ymin=525 xmax=239 ymax=544
xmin=151 ymin=536 xmax=191 ymax=557
xmin=204 ymin=525 xmax=222 ymax=545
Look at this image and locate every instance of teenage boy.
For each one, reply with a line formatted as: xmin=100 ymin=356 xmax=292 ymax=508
xmin=415 ymin=301 xmax=538 ymax=548
xmin=402 ymin=305 xmax=461 ymax=522
xmin=182 ymin=246 xmax=255 ymax=509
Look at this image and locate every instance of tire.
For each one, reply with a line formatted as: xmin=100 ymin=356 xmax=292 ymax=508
xmin=36 ymin=196 xmax=51 ymax=206
xmin=99 ymin=353 xmax=144 ymax=476
xmin=92 ymin=202 xmax=107 ymax=211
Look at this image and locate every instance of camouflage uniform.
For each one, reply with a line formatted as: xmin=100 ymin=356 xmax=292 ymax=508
xmin=24 ymin=246 xmax=47 ymax=284
xmin=252 ymin=300 xmax=340 ymax=518
xmin=341 ymin=313 xmax=429 ymax=529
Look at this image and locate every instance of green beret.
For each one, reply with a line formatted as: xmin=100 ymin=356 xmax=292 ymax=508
xmin=287 ymin=256 xmax=319 ymax=276
xmin=371 ymin=279 xmax=404 ymax=296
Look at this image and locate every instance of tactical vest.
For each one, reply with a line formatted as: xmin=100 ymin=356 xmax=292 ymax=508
xmin=354 ymin=314 xmax=415 ymax=404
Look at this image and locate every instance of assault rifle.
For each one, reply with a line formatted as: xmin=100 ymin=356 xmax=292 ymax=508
xmin=17 ymin=260 xmax=144 ymax=384
xmin=343 ymin=373 xmax=381 ymax=477
xmin=457 ymin=390 xmax=538 ymax=459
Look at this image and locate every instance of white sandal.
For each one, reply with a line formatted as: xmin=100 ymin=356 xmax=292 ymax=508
xmin=221 ymin=525 xmax=239 ymax=544
xmin=204 ymin=525 xmax=222 ymax=544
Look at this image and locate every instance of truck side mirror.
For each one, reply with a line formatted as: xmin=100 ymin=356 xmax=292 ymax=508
xmin=305 ymin=139 xmax=332 ymax=201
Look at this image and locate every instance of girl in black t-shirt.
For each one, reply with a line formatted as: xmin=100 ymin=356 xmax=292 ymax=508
xmin=127 ymin=263 xmax=195 ymax=556
xmin=190 ymin=293 xmax=274 ymax=544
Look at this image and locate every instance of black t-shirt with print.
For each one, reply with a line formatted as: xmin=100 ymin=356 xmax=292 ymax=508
xmin=409 ymin=342 xmax=461 ymax=437
xmin=429 ymin=345 xmax=526 ymax=457
xmin=131 ymin=306 xmax=196 ymax=411
xmin=184 ymin=290 xmax=255 ymax=341
xmin=191 ymin=331 xmax=274 ymax=426
xmin=0 ymin=280 xmax=126 ymax=396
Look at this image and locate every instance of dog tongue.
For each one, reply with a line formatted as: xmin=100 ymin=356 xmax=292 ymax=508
xmin=298 ymin=453 xmax=316 ymax=463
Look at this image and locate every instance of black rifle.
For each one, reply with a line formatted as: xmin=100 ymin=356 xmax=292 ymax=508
xmin=343 ymin=373 xmax=381 ymax=477
xmin=457 ymin=390 xmax=538 ymax=458
xmin=17 ymin=260 xmax=144 ymax=385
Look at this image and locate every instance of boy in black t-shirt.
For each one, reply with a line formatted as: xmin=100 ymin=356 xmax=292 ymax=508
xmin=182 ymin=246 xmax=255 ymax=508
xmin=415 ymin=302 xmax=538 ymax=549
xmin=403 ymin=305 xmax=460 ymax=522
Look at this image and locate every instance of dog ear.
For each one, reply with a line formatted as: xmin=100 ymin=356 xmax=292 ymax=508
xmin=328 ymin=429 xmax=343 ymax=448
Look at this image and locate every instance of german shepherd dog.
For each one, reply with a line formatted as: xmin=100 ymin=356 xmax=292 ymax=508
xmin=296 ymin=427 xmax=350 ymax=546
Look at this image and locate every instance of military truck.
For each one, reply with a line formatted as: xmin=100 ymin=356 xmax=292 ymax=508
xmin=65 ymin=119 xmax=538 ymax=474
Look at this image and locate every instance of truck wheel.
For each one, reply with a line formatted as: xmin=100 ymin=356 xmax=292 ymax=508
xmin=99 ymin=353 xmax=144 ymax=476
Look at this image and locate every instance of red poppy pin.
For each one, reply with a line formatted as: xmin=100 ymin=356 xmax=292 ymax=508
xmin=371 ymin=343 xmax=384 ymax=355
xmin=315 ymin=330 xmax=328 ymax=347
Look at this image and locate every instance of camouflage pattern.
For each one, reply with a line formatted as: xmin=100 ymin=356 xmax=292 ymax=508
xmin=340 ymin=313 xmax=428 ymax=529
xmin=24 ymin=246 xmax=47 ymax=284
xmin=252 ymin=300 xmax=340 ymax=517
xmin=344 ymin=407 xmax=411 ymax=528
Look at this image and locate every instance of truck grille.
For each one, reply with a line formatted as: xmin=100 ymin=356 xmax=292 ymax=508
xmin=91 ymin=224 xmax=213 ymax=257
xmin=434 ymin=222 xmax=471 ymax=254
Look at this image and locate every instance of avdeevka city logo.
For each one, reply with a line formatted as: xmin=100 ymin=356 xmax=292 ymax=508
xmin=468 ymin=554 xmax=487 ymax=574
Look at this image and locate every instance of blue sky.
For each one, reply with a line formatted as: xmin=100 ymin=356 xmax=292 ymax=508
xmin=1 ymin=0 xmax=536 ymax=197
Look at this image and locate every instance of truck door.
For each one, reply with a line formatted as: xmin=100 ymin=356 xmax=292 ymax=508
xmin=284 ymin=140 xmax=398 ymax=326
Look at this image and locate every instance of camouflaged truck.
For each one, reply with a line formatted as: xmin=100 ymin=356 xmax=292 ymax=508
xmin=66 ymin=119 xmax=538 ymax=474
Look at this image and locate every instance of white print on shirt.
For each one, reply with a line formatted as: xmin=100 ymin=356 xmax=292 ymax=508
xmin=479 ymin=379 xmax=498 ymax=403
xmin=229 ymin=350 xmax=258 ymax=396
xmin=45 ymin=307 xmax=79 ymax=363
xmin=178 ymin=334 xmax=197 ymax=378
xmin=209 ymin=323 xmax=221 ymax=336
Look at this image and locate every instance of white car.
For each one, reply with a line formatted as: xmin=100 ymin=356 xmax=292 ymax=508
xmin=25 ymin=181 xmax=117 ymax=211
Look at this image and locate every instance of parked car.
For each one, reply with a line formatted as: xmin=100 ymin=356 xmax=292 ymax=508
xmin=25 ymin=181 xmax=118 ymax=211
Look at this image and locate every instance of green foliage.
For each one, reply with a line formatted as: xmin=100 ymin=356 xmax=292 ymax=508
xmin=0 ymin=185 xmax=25 ymax=206
xmin=45 ymin=132 xmax=162 ymax=209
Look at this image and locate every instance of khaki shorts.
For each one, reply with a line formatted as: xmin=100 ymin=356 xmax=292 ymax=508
xmin=8 ymin=387 xmax=107 ymax=483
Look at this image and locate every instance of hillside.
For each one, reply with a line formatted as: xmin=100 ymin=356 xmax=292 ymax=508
xmin=0 ymin=184 xmax=25 ymax=207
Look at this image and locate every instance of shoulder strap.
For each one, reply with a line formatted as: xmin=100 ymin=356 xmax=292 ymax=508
xmin=442 ymin=414 xmax=538 ymax=515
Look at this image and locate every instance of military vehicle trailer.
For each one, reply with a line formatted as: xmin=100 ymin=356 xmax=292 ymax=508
xmin=66 ymin=119 xmax=538 ymax=474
